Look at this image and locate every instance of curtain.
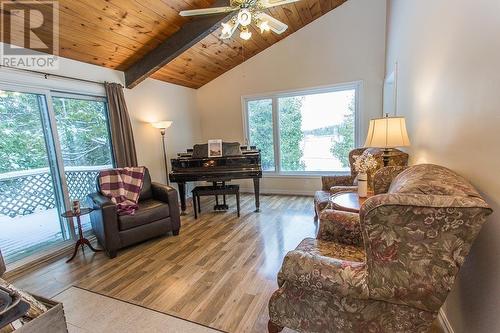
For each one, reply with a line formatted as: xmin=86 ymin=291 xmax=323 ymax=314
xmin=105 ymin=82 xmax=138 ymax=167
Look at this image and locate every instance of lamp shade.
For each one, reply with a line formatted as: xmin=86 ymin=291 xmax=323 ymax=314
xmin=151 ymin=121 xmax=173 ymax=129
xmin=364 ymin=116 xmax=410 ymax=148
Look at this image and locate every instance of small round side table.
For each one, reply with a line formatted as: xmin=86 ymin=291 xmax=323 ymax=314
xmin=61 ymin=208 xmax=102 ymax=263
xmin=329 ymin=192 xmax=371 ymax=213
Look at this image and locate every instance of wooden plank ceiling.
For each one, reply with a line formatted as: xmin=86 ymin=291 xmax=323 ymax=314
xmin=0 ymin=0 xmax=347 ymax=89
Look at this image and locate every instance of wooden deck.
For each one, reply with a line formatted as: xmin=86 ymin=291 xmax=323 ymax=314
xmin=0 ymin=209 xmax=92 ymax=264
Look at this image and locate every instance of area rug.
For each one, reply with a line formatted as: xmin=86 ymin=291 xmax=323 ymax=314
xmin=54 ymin=286 xmax=224 ymax=333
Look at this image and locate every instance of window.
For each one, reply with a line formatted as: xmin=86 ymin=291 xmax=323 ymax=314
xmin=247 ymin=99 xmax=275 ymax=171
xmin=0 ymin=86 xmax=114 ymax=265
xmin=244 ymin=83 xmax=359 ymax=174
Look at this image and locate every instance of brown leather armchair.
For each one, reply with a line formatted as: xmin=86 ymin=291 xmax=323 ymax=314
xmin=86 ymin=168 xmax=181 ymax=258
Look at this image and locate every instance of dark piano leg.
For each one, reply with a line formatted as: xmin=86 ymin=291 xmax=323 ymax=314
xmin=178 ymin=182 xmax=187 ymax=215
xmin=253 ymin=178 xmax=261 ymax=212
xmin=212 ymin=181 xmax=228 ymax=211
xmin=222 ymin=181 xmax=228 ymax=210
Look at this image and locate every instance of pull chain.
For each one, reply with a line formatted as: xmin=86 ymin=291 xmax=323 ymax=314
xmin=241 ymin=40 xmax=246 ymax=79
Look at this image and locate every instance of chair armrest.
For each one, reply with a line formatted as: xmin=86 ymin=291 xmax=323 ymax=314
xmin=318 ymin=209 xmax=362 ymax=246
xmin=372 ymin=166 xmax=408 ymax=194
xmin=151 ymin=183 xmax=181 ymax=232
xmin=330 ymin=185 xmax=358 ymax=194
xmin=151 ymin=182 xmax=177 ymax=204
xmin=321 ymin=175 xmax=355 ymax=191
xmin=87 ymin=192 xmax=114 ymax=209
xmin=359 ymin=193 xmax=492 ymax=312
xmin=361 ymin=193 xmax=492 ymax=217
xmin=277 ymin=249 xmax=368 ymax=299
xmin=86 ymin=193 xmax=120 ymax=255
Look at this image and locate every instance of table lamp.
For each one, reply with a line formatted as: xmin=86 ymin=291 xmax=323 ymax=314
xmin=152 ymin=121 xmax=173 ymax=185
xmin=364 ymin=114 xmax=410 ymax=166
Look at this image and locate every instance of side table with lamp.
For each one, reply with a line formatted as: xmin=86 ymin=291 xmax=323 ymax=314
xmin=313 ymin=114 xmax=410 ymax=221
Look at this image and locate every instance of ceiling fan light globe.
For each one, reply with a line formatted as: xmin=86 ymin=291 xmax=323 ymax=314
xmin=240 ymin=29 xmax=252 ymax=40
xmin=237 ymin=9 xmax=252 ymax=26
xmin=221 ymin=22 xmax=233 ymax=35
xmin=258 ymin=21 xmax=271 ymax=33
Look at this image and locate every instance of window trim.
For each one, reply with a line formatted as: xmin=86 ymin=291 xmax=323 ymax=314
xmin=0 ymin=67 xmax=107 ymax=97
xmin=242 ymin=81 xmax=362 ymax=176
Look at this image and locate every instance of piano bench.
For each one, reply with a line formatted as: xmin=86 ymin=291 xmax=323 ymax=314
xmin=191 ymin=185 xmax=240 ymax=219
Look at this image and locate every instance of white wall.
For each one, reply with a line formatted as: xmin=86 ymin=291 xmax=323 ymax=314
xmin=385 ymin=1 xmax=500 ymax=332
xmin=124 ymin=80 xmax=200 ymax=184
xmin=0 ymin=44 xmax=199 ymax=185
xmin=196 ymin=0 xmax=387 ymax=194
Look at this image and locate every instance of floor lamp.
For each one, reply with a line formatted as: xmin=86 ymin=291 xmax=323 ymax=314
xmin=152 ymin=121 xmax=173 ymax=185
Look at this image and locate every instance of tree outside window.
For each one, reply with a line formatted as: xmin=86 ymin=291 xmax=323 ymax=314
xmin=245 ymin=84 xmax=357 ymax=174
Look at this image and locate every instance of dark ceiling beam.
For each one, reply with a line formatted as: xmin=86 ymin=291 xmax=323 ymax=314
xmin=124 ymin=0 xmax=232 ymax=89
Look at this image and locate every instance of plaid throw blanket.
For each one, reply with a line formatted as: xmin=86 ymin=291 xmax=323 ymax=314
xmin=98 ymin=166 xmax=146 ymax=215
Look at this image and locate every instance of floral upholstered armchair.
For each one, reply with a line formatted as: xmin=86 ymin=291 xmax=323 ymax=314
xmin=270 ymin=164 xmax=492 ymax=333
xmin=316 ymin=165 xmax=410 ymax=247
xmin=313 ymin=148 xmax=408 ymax=220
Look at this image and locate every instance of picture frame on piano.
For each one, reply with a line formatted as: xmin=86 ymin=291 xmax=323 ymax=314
xmin=208 ymin=139 xmax=223 ymax=157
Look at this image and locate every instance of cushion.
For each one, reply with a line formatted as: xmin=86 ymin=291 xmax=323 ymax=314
xmin=296 ymin=238 xmax=365 ymax=263
xmin=388 ymin=164 xmax=481 ymax=198
xmin=118 ymin=199 xmax=169 ymax=231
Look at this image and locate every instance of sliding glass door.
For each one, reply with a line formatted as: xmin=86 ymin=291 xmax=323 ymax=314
xmin=0 ymin=89 xmax=66 ymax=263
xmin=52 ymin=94 xmax=113 ymax=231
xmin=0 ymin=87 xmax=113 ymax=264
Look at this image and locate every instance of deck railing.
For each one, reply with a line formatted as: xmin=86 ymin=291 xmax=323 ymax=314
xmin=0 ymin=166 xmax=110 ymax=218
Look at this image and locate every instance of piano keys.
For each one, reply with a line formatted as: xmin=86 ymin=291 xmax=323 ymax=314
xmin=169 ymin=143 xmax=263 ymax=214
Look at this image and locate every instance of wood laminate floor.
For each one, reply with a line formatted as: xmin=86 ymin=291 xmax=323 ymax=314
xmin=11 ymin=194 xmax=443 ymax=333
xmin=12 ymin=194 xmax=317 ymax=332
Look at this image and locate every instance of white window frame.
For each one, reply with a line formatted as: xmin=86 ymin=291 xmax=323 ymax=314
xmin=242 ymin=81 xmax=362 ymax=177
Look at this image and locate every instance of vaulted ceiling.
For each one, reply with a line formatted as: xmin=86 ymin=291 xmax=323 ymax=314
xmin=0 ymin=0 xmax=347 ymax=89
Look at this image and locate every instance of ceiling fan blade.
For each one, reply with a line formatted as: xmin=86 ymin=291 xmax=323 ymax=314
xmin=256 ymin=12 xmax=288 ymax=34
xmin=180 ymin=6 xmax=236 ymax=17
xmin=259 ymin=0 xmax=302 ymax=8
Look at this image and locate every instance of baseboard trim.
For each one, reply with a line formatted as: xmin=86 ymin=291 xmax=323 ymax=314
xmin=438 ymin=308 xmax=454 ymax=333
xmin=240 ymin=187 xmax=315 ymax=196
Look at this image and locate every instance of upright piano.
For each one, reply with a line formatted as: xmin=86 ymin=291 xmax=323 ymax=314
xmin=169 ymin=143 xmax=263 ymax=214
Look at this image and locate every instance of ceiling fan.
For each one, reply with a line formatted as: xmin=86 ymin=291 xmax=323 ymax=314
xmin=180 ymin=0 xmax=301 ymax=41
